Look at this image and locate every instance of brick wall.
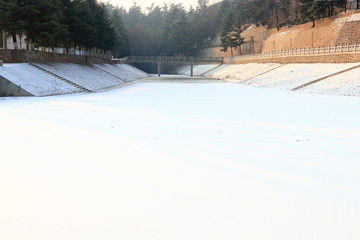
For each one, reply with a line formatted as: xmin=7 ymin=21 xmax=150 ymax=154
xmin=0 ymin=49 xmax=113 ymax=64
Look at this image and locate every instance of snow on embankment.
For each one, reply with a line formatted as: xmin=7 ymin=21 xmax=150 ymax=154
xmin=178 ymin=64 xmax=220 ymax=76
xmin=0 ymin=63 xmax=80 ymax=96
xmin=0 ymin=63 xmax=149 ymax=96
xmin=36 ymin=63 xmax=148 ymax=91
xmin=242 ymin=63 xmax=360 ymax=90
xmin=298 ymin=66 xmax=360 ymax=97
xmin=199 ymin=63 xmax=360 ymax=97
xmin=205 ymin=63 xmax=282 ymax=81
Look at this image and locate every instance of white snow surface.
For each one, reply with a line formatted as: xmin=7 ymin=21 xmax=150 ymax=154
xmin=299 ymin=66 xmax=360 ymax=96
xmin=242 ymin=63 xmax=360 ymax=90
xmin=91 ymin=63 xmax=144 ymax=82
xmin=0 ymin=63 xmax=80 ymax=96
xmin=196 ymin=63 xmax=360 ymax=96
xmin=181 ymin=64 xmax=220 ymax=76
xmin=206 ymin=63 xmax=282 ymax=81
xmin=36 ymin=63 xmax=128 ymax=91
xmin=1 ymin=80 xmax=360 ymax=240
xmin=0 ymin=63 xmax=149 ymax=96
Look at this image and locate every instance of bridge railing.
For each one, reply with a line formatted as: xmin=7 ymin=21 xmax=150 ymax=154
xmin=127 ymin=56 xmax=224 ymax=62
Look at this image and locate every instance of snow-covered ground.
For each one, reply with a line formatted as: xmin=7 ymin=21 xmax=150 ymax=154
xmin=34 ymin=63 xmax=120 ymax=91
xmin=299 ymin=66 xmax=360 ymax=96
xmin=0 ymin=63 xmax=80 ymax=96
xmin=180 ymin=64 xmax=220 ymax=76
xmin=242 ymin=63 xmax=360 ymax=90
xmin=195 ymin=63 xmax=360 ymax=96
xmin=206 ymin=63 xmax=282 ymax=82
xmin=1 ymin=79 xmax=360 ymax=240
xmin=0 ymin=63 xmax=149 ymax=96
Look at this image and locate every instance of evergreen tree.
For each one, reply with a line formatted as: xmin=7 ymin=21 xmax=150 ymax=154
xmin=0 ymin=0 xmax=25 ymax=48
xmin=162 ymin=4 xmax=190 ymax=55
xmin=219 ymin=0 xmax=244 ymax=56
xmin=21 ymin=0 xmax=66 ymax=48
xmin=299 ymin=0 xmax=316 ymax=27
xmin=111 ymin=8 xmax=131 ymax=57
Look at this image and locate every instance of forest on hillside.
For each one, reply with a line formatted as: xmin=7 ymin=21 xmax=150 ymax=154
xmin=0 ymin=0 xmax=359 ymax=57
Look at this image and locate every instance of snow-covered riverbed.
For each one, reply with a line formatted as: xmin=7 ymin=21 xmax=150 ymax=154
xmin=1 ymin=79 xmax=360 ymax=240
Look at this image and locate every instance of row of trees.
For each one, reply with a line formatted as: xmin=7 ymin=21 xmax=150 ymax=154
xmin=217 ymin=0 xmax=360 ymax=55
xmin=298 ymin=0 xmax=356 ymax=27
xmin=219 ymin=0 xmax=360 ymax=32
xmin=107 ymin=0 xmax=220 ymax=56
xmin=0 ymin=0 xmax=129 ymax=57
xmin=1 ymin=0 xmax=359 ymax=57
xmin=0 ymin=0 xmax=220 ymax=57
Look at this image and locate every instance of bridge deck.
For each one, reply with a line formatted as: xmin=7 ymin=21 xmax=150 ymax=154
xmin=127 ymin=56 xmax=223 ymax=64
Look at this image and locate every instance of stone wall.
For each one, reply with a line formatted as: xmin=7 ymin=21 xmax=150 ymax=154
xmin=335 ymin=21 xmax=360 ymax=45
xmin=197 ymin=10 xmax=360 ymax=60
xmin=224 ymin=52 xmax=360 ymax=64
xmin=0 ymin=49 xmax=113 ymax=64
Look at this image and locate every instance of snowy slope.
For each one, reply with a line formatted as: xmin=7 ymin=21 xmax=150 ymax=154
xmin=181 ymin=64 xmax=220 ymax=76
xmin=205 ymin=63 xmax=282 ymax=81
xmin=1 ymin=81 xmax=360 ymax=240
xmin=298 ymin=66 xmax=360 ymax=96
xmin=115 ymin=64 xmax=149 ymax=79
xmin=92 ymin=64 xmax=148 ymax=82
xmin=243 ymin=63 xmax=360 ymax=90
xmin=35 ymin=63 xmax=126 ymax=91
xmin=0 ymin=63 xmax=80 ymax=96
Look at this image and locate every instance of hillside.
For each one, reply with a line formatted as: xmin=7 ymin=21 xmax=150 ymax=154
xmin=198 ymin=10 xmax=360 ymax=57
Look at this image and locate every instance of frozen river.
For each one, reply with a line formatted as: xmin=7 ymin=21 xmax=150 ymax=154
xmin=1 ymin=77 xmax=360 ymax=240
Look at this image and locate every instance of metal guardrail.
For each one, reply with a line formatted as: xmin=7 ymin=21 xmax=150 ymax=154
xmin=233 ymin=43 xmax=360 ymax=60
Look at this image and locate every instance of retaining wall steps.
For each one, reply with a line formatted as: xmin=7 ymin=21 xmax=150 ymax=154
xmin=28 ymin=63 xmax=91 ymax=93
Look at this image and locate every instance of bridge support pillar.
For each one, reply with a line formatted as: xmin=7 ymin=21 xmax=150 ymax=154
xmin=190 ymin=64 xmax=193 ymax=77
xmin=157 ymin=63 xmax=161 ymax=77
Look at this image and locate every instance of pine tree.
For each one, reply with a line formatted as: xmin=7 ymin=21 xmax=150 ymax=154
xmin=219 ymin=1 xmax=244 ymax=57
xmin=162 ymin=4 xmax=191 ymax=55
xmin=0 ymin=0 xmax=25 ymax=48
xmin=111 ymin=8 xmax=131 ymax=57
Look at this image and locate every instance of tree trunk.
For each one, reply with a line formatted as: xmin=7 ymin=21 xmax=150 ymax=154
xmin=275 ymin=6 xmax=280 ymax=31
xmin=344 ymin=0 xmax=347 ymax=12
xmin=12 ymin=34 xmax=18 ymax=49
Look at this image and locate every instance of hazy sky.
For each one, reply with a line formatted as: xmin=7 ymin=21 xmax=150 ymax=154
xmin=99 ymin=0 xmax=221 ymax=10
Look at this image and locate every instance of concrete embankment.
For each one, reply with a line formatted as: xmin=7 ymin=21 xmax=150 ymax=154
xmin=177 ymin=63 xmax=360 ymax=97
xmin=0 ymin=63 xmax=149 ymax=97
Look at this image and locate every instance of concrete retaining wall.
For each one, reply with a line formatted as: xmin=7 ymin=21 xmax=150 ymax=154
xmin=0 ymin=49 xmax=113 ymax=64
xmin=224 ymin=52 xmax=360 ymax=64
xmin=0 ymin=76 xmax=33 ymax=97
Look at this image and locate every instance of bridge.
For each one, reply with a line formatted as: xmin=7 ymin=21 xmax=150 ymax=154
xmin=126 ymin=56 xmax=224 ymax=76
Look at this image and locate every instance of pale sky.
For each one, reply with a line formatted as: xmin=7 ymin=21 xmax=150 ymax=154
xmin=99 ymin=0 xmax=221 ymax=10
